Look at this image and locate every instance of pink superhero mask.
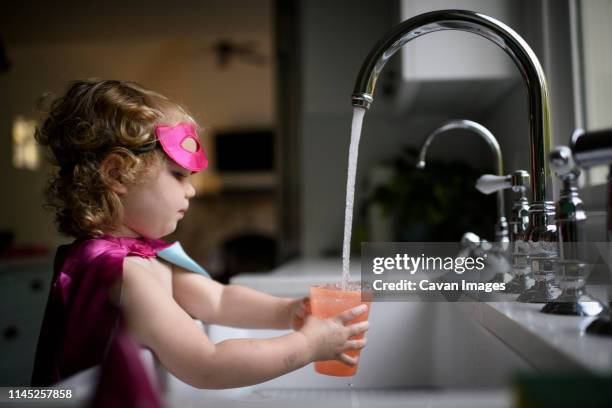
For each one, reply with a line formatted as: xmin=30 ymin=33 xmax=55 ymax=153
xmin=154 ymin=123 xmax=208 ymax=172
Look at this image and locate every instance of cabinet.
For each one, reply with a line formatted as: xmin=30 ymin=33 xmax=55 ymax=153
xmin=399 ymin=0 xmax=519 ymax=81
xmin=0 ymin=257 xmax=53 ymax=386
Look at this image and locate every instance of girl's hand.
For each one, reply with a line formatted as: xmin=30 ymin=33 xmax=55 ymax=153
xmin=299 ymin=305 xmax=369 ymax=366
xmin=289 ymin=297 xmax=311 ymax=330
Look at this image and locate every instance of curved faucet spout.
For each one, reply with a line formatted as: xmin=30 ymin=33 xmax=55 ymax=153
xmin=416 ymin=119 xmax=508 ymax=242
xmin=417 ymin=119 xmax=503 ymax=178
xmin=351 ymin=9 xmax=552 ymax=204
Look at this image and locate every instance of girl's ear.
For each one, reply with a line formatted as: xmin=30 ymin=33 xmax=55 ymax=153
xmin=100 ymin=154 xmax=128 ymax=194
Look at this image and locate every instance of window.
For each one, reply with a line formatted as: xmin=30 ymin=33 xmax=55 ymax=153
xmin=12 ymin=116 xmax=39 ymax=171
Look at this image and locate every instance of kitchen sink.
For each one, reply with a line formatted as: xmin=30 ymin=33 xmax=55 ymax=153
xmin=166 ymin=300 xmax=532 ymax=407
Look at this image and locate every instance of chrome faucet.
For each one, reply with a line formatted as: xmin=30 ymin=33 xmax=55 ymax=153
xmin=416 ymin=119 xmax=509 ymax=243
xmin=351 ymin=9 xmax=556 ymax=300
xmin=476 ymin=170 xmax=534 ymax=291
xmin=540 ymin=146 xmax=607 ymax=316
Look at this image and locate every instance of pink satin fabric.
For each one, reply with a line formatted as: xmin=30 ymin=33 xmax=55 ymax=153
xmin=91 ymin=323 xmax=161 ymax=408
xmin=155 ymin=123 xmax=208 ymax=172
xmin=32 ymin=235 xmax=171 ymax=406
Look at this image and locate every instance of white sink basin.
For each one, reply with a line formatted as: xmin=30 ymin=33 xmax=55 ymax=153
xmin=166 ymin=301 xmax=530 ymax=407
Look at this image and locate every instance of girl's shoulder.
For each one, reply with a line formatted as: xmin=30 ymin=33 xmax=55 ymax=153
xmin=57 ymin=235 xmax=171 ymax=282
xmin=77 ymin=235 xmax=170 ymax=258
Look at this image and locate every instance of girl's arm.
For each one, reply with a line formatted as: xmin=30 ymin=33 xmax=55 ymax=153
xmin=121 ymin=258 xmax=368 ymax=389
xmin=122 ymin=258 xmax=310 ymax=389
xmin=172 ymin=266 xmax=296 ymax=329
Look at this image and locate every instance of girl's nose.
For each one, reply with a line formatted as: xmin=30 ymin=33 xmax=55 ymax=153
xmin=185 ymin=180 xmax=196 ymax=199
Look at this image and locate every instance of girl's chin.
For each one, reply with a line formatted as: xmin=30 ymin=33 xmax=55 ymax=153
xmin=138 ymin=226 xmax=176 ymax=240
xmin=164 ymin=222 xmax=179 ymax=236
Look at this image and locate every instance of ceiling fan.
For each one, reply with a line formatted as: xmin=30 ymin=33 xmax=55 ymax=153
xmin=207 ymin=39 xmax=269 ymax=69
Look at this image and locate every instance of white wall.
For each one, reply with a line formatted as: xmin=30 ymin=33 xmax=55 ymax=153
xmin=400 ymin=0 xmax=519 ymax=80
xmin=581 ymin=0 xmax=612 ymax=130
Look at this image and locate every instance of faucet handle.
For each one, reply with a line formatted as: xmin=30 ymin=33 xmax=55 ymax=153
xmin=461 ymin=232 xmax=492 ymax=251
xmin=476 ymin=174 xmax=511 ymax=194
xmin=550 ymin=146 xmax=580 ymax=181
xmin=476 ymin=170 xmax=529 ymax=195
xmin=571 ymin=127 xmax=612 ymax=168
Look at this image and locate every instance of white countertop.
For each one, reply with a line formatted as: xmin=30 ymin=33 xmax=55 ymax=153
xmin=478 ymin=301 xmax=612 ymax=374
xmin=233 ymin=258 xmax=612 ymax=375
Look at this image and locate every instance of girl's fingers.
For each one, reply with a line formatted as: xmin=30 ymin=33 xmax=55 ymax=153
xmin=291 ymin=315 xmax=304 ymax=330
xmin=348 ymin=321 xmax=370 ymax=336
xmin=346 ymin=338 xmax=367 ymax=350
xmin=338 ymin=353 xmax=358 ymax=366
xmin=302 ymin=298 xmax=311 ymax=314
xmin=336 ymin=305 xmax=368 ymax=323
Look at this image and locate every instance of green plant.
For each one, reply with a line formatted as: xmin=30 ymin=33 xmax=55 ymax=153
xmin=363 ymin=146 xmax=497 ymax=242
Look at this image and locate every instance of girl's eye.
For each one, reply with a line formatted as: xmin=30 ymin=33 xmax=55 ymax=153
xmin=172 ymin=171 xmax=188 ymax=179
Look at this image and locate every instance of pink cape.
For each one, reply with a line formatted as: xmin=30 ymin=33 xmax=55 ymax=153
xmin=32 ymin=235 xmax=172 ymax=406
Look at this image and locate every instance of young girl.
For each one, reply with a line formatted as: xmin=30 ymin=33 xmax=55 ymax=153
xmin=31 ymin=79 xmax=369 ymax=404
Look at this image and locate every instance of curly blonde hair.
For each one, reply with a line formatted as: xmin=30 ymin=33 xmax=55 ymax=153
xmin=36 ymin=79 xmax=199 ymax=238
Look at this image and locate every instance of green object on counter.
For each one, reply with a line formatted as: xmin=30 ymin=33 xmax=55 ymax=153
xmin=514 ymin=373 xmax=612 ymax=408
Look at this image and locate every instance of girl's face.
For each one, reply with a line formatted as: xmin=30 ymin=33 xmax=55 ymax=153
xmin=118 ymin=159 xmax=196 ymax=239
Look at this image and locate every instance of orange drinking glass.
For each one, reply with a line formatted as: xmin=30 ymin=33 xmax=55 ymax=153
xmin=309 ymin=282 xmax=372 ymax=376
